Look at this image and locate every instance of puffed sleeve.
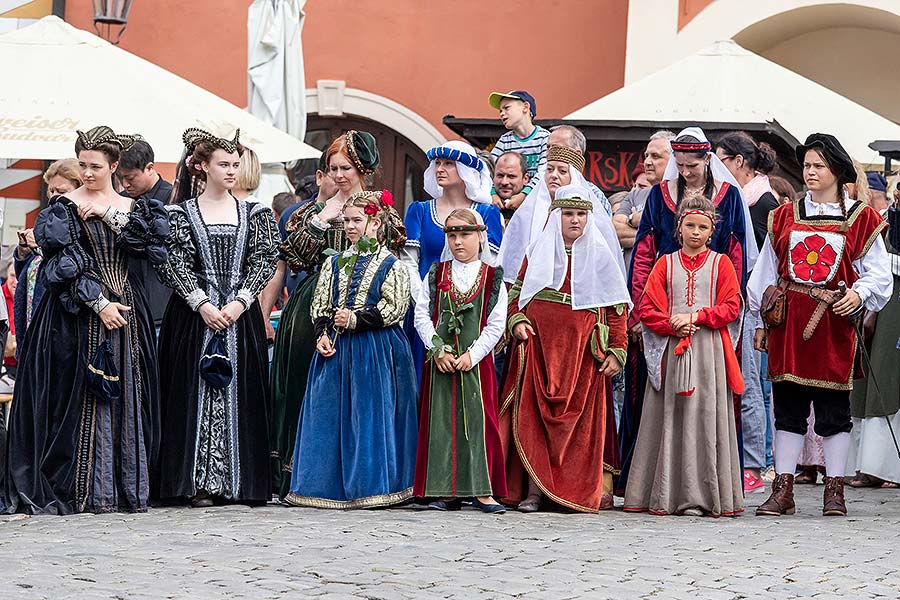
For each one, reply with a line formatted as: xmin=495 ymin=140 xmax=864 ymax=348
xmin=107 ymin=197 xmax=170 ymax=265
xmin=234 ymin=205 xmax=280 ymax=310
xmin=155 ymin=206 xmax=210 ymax=311
xmin=33 ymin=198 xmax=104 ymax=314
xmin=401 ymin=202 xmax=425 ymax=301
xmin=360 ymin=257 xmax=410 ymax=329
xmin=281 ymin=202 xmax=332 ymax=273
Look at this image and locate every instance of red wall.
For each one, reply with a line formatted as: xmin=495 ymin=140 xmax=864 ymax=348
xmin=65 ymin=0 xmax=629 ymax=137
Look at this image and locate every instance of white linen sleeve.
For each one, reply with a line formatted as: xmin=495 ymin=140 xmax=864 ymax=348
xmin=747 ymin=236 xmax=779 ymax=319
xmin=466 ymin=283 xmax=508 ymax=366
xmin=851 ymin=234 xmax=893 ymax=312
xmin=413 ymin=276 xmax=437 ymax=349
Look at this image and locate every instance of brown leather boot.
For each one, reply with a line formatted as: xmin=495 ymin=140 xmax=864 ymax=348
xmin=756 ymin=473 xmax=795 ymax=516
xmin=823 ymin=476 xmax=847 ymax=516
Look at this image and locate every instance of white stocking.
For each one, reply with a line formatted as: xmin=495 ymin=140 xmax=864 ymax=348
xmin=774 ymin=430 xmax=804 ymax=475
xmin=822 ymin=432 xmax=851 ymax=478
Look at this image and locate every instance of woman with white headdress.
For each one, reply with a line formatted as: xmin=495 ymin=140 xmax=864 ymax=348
xmin=412 ymin=208 xmax=508 ymax=513
xmin=403 ymin=141 xmax=503 ymax=383
xmin=619 ymin=126 xmax=755 ymax=494
xmin=498 ymin=184 xmax=631 ymax=513
xmin=497 ymin=145 xmax=626 ymax=284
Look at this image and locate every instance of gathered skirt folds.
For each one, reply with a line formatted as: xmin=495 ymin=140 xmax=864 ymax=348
xmin=848 ymin=274 xmax=900 ymax=482
xmin=269 ymin=272 xmax=319 ymax=498
xmin=154 ymin=297 xmax=271 ymax=504
xmin=5 ymin=280 xmax=159 ymax=515
xmin=286 ymin=325 xmax=418 ymax=509
xmin=624 ymin=328 xmax=744 ymax=517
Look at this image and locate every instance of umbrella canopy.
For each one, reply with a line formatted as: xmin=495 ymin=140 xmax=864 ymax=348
xmin=0 ymin=16 xmax=319 ymax=163
xmin=566 ymin=40 xmax=900 ymax=167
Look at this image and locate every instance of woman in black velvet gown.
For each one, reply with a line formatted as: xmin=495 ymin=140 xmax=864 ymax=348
xmin=154 ymin=128 xmax=279 ymax=507
xmin=4 ymin=126 xmax=169 ymax=515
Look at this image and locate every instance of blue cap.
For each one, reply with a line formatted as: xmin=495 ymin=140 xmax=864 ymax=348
xmin=866 ymin=171 xmax=887 ymax=193
xmin=489 ymin=90 xmax=536 ymax=118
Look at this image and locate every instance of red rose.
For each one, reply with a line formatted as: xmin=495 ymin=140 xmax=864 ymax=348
xmin=364 ymin=204 xmax=378 ymax=216
xmin=380 ymin=189 xmax=394 ymax=207
xmin=790 ymin=234 xmax=837 ymax=283
xmin=436 ymin=279 xmax=452 ymax=292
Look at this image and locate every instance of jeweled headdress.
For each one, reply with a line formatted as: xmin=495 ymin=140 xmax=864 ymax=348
xmin=546 ymin=145 xmax=586 ymax=173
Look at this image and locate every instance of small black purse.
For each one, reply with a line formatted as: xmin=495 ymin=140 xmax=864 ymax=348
xmin=200 ymin=331 xmax=233 ymax=389
xmin=86 ymin=339 xmax=121 ymax=402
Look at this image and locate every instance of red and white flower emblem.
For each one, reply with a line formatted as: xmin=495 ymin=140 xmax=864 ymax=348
xmin=790 ymin=234 xmax=837 ymax=283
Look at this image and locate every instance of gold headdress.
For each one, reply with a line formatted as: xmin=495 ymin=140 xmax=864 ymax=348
xmin=549 ymin=196 xmax=593 ymax=212
xmin=182 ymin=127 xmax=241 ymax=154
xmin=546 ymin=145 xmax=586 ymax=173
xmin=76 ymin=126 xmax=138 ymax=151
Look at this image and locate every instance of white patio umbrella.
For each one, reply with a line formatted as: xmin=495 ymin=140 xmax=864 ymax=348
xmin=0 ymin=16 xmax=319 ymax=164
xmin=248 ymin=0 xmax=307 ymax=206
xmin=566 ymin=40 xmax=900 ymax=168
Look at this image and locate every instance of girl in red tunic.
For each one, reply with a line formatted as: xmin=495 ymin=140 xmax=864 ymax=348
xmin=749 ymin=134 xmax=892 ymax=517
xmin=624 ymin=196 xmax=745 ymax=517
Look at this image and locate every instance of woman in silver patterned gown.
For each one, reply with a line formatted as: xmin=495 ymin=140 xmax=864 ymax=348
xmin=154 ymin=128 xmax=279 ymax=507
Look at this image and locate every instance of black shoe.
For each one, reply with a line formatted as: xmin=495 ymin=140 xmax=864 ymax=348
xmin=428 ymin=499 xmax=462 ymax=511
xmin=191 ymin=492 xmax=213 ymax=508
xmin=471 ymin=497 xmax=506 ymax=514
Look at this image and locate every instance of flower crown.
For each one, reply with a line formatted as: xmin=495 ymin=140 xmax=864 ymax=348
xmin=346 ymin=189 xmax=394 ymax=216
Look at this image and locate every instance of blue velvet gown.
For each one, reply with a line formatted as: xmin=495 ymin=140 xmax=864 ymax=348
xmin=286 ymin=247 xmax=418 ymax=508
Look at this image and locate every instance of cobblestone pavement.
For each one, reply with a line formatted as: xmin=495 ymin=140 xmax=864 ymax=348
xmin=1 ymin=484 xmax=898 ymax=599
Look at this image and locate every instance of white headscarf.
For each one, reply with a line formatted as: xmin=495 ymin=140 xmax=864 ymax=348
xmin=424 ymin=140 xmax=492 ymax=205
xmin=518 ymin=184 xmax=632 ymax=311
xmin=439 ymin=208 xmax=496 ymax=266
xmin=498 ymin=161 xmax=625 ymax=283
xmin=663 ymin=127 xmax=758 ymax=270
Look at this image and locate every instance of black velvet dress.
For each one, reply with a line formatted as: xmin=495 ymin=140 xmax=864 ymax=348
xmin=154 ymin=198 xmax=278 ymax=505
xmin=4 ymin=195 xmax=168 ymax=514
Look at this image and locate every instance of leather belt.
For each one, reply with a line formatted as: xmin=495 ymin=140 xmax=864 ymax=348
xmin=786 ymin=282 xmax=844 ymax=341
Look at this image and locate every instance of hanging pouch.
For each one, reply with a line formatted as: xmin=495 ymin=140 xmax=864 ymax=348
xmin=86 ymin=338 xmax=120 ymax=402
xmin=200 ymin=331 xmax=233 ymax=389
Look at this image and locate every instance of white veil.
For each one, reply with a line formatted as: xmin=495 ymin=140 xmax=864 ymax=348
xmin=498 ymin=164 xmax=625 ymax=283
xmin=424 ymin=140 xmax=492 ymax=205
xmin=663 ymin=126 xmax=758 ymax=270
xmin=518 ymin=184 xmax=632 ymax=311
xmin=438 ymin=208 xmax=496 ymax=266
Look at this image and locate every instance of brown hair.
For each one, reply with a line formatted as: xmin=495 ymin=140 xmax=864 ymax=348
xmin=190 ymin=139 xmax=244 ymax=183
xmin=677 ymin=195 xmax=717 ymax=246
xmin=43 ymin=158 xmax=82 ymax=187
xmin=74 ymin=139 xmax=122 ymax=165
xmin=768 ymin=175 xmax=796 ymax=205
xmin=445 ymin=208 xmax=479 ymax=226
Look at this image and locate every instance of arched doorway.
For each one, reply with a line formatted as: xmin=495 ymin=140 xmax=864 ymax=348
xmin=734 ymin=4 xmax=900 ymax=123
xmin=296 ymin=115 xmax=429 ymax=214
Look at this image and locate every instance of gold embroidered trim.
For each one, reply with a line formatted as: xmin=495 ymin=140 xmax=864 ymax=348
xmin=768 ymin=372 xmax=854 ymax=391
xmin=550 ymin=197 xmax=593 ymax=212
xmin=87 ymin=364 xmax=120 ymax=382
xmin=284 ymin=487 xmax=413 ymax=510
xmin=859 ymin=220 xmax=888 ymax=259
xmin=499 ymin=343 xmax=527 ymax=416
xmin=790 ymin=198 xmax=865 ymax=227
xmin=512 ymin=390 xmax=599 ymax=513
xmin=546 ymin=145 xmax=586 ymax=172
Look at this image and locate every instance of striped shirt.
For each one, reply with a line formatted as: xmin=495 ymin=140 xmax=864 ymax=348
xmin=491 ymin=125 xmax=549 ymax=194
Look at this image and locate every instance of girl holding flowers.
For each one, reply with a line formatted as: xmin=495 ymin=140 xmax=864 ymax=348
xmin=285 ymin=190 xmax=418 ymax=509
xmin=413 ymin=208 xmax=508 ymax=514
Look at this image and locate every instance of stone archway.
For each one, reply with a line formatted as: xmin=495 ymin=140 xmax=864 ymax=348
xmin=626 ymin=1 xmax=900 ymax=121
